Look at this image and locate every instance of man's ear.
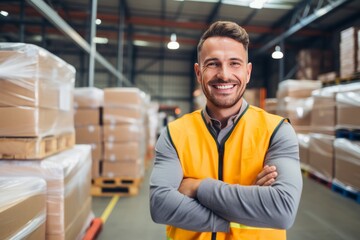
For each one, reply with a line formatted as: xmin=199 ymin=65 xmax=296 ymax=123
xmin=246 ymin=62 xmax=252 ymax=84
xmin=194 ymin=63 xmax=201 ymax=84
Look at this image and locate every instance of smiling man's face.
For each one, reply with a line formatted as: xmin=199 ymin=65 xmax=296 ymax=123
xmin=195 ymin=36 xmax=252 ymax=111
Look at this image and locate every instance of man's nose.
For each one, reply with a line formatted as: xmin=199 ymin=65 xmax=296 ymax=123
xmin=217 ymin=65 xmax=231 ymax=80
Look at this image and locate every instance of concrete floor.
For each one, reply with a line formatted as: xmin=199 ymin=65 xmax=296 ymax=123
xmin=92 ymin=166 xmax=360 ymax=240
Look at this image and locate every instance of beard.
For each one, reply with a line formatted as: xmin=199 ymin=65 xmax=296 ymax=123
xmin=201 ymin=78 xmax=245 ymax=109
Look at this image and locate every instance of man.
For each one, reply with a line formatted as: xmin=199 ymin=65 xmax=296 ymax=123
xmin=149 ymin=21 xmax=302 ymax=240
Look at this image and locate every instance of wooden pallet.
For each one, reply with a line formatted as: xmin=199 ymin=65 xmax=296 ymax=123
xmin=91 ymin=184 xmax=139 ymax=197
xmin=0 ymin=132 xmax=75 ymax=160
xmin=93 ymin=177 xmax=143 ymax=187
xmin=322 ymin=72 xmax=360 ymax=87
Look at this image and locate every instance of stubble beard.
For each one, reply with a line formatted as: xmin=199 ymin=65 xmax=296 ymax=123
xmin=202 ymin=83 xmax=245 ymax=109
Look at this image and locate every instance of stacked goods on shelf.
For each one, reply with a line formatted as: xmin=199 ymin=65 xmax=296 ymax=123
xmin=333 ymin=83 xmax=360 ymax=195
xmin=264 ymin=98 xmax=277 ymax=114
xmin=0 ymin=145 xmax=93 ymax=240
xmin=276 ymin=79 xmax=321 ymax=133
xmin=92 ymin=88 xmax=147 ymax=196
xmin=297 ymin=133 xmax=310 ymax=166
xmin=296 ymin=49 xmax=333 ymax=80
xmin=145 ymin=102 xmax=159 ymax=163
xmin=310 ymin=86 xmax=340 ymax=135
xmin=0 ymin=43 xmax=93 ymax=239
xmin=333 ymin=139 xmax=360 ymax=192
xmin=0 ymin=177 xmax=46 ymax=240
xmin=0 ymin=43 xmax=75 ymax=159
xmin=307 ymin=133 xmax=335 ymax=182
xmin=339 ymin=27 xmax=359 ymax=79
xmin=74 ymin=87 xmax=104 ymax=179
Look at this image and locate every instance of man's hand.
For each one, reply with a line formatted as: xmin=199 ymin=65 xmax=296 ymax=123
xmin=254 ymin=165 xmax=278 ymax=186
xmin=178 ymin=178 xmax=202 ymax=198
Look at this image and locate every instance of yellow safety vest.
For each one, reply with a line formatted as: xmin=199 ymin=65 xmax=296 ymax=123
xmin=167 ymin=105 xmax=287 ymax=240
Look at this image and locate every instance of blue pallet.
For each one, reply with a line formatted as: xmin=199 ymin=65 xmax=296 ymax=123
xmin=332 ymin=182 xmax=360 ymax=204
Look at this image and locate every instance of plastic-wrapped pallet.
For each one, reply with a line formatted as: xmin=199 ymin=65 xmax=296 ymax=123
xmin=0 ymin=43 xmax=75 ymax=137
xmin=0 ymin=177 xmax=46 ymax=240
xmin=74 ymin=87 xmax=104 ymax=179
xmin=102 ymin=88 xmax=147 ymax=179
xmin=0 ymin=145 xmax=93 ymax=240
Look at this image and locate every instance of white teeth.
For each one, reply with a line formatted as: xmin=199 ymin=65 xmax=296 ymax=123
xmin=215 ymin=85 xmax=234 ymax=89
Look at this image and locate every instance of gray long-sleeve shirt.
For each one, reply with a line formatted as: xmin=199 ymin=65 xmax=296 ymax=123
xmin=149 ymin=100 xmax=303 ymax=233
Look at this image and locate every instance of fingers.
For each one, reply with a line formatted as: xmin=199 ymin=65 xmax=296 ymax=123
xmin=255 ymin=165 xmax=278 ymax=186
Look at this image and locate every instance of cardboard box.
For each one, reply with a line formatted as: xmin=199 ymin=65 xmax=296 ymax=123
xmin=103 ymin=107 xmax=143 ymax=124
xmin=308 ymin=134 xmax=334 ymax=181
xmin=102 ymin=160 xmax=144 ymax=178
xmin=0 ymin=177 xmax=46 ymax=240
xmin=0 ymin=145 xmax=92 ymax=239
xmin=0 ymin=107 xmax=74 ymax=137
xmin=103 ymin=123 xmax=144 ymax=142
xmin=334 ymin=139 xmax=360 ymax=190
xmin=103 ymin=87 xmax=143 ymax=107
xmin=297 ymin=134 xmax=310 ymax=165
xmin=75 ymin=125 xmax=102 ymax=144
xmin=336 ymin=90 xmax=360 ymax=129
xmin=103 ymin=142 xmax=141 ymax=161
xmin=0 ymin=44 xmax=75 ymax=109
xmin=276 ymin=79 xmax=321 ymax=99
xmin=74 ymin=87 xmax=103 ymax=108
xmin=74 ymin=108 xmax=100 ymax=127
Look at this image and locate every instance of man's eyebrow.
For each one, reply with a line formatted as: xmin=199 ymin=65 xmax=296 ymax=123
xmin=229 ymin=57 xmax=244 ymax=63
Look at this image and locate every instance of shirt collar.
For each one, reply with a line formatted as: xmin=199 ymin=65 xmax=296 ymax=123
xmin=202 ymin=98 xmax=248 ymax=129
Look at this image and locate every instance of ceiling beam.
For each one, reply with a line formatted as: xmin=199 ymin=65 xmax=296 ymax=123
xmin=255 ymin=0 xmax=351 ymax=55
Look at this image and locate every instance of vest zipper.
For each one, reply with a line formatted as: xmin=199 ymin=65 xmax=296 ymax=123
xmin=211 ymin=144 xmax=224 ymax=240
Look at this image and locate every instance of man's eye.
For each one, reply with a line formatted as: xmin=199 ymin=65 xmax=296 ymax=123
xmin=230 ymin=62 xmax=241 ymax=67
xmin=207 ymin=62 xmax=218 ymax=68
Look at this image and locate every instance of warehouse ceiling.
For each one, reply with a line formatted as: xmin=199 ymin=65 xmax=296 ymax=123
xmin=0 ymin=0 xmax=359 ymax=88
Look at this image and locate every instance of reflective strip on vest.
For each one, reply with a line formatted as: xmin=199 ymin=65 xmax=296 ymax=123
xmin=230 ymin=222 xmax=275 ymax=230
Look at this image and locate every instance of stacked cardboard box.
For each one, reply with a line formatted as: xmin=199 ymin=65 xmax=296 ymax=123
xmin=297 ymin=133 xmax=310 ymax=166
xmin=0 ymin=145 xmax=93 ymax=240
xmin=336 ymin=84 xmax=360 ymax=129
xmin=0 ymin=177 xmax=46 ymax=240
xmin=74 ymin=87 xmax=104 ymax=178
xmin=0 ymin=43 xmax=92 ymax=239
xmin=102 ymin=88 xmax=146 ymax=178
xmin=264 ymin=98 xmax=277 ymax=115
xmin=334 ymin=139 xmax=360 ymax=191
xmin=308 ymin=133 xmax=335 ymax=182
xmin=339 ymin=27 xmax=360 ymax=78
xmin=0 ymin=43 xmax=75 ymax=138
xmin=276 ymin=79 xmax=321 ymax=133
xmin=296 ymin=49 xmax=333 ymax=80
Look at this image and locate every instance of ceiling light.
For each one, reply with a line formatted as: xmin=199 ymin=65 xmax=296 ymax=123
xmin=133 ymin=40 xmax=150 ymax=47
xmin=94 ymin=37 xmax=108 ymax=44
xmin=167 ymin=33 xmax=179 ymax=50
xmin=249 ymin=0 xmax=267 ymax=9
xmin=272 ymin=45 xmax=283 ymax=59
xmin=95 ymin=19 xmax=102 ymax=25
xmin=0 ymin=11 xmax=9 ymax=17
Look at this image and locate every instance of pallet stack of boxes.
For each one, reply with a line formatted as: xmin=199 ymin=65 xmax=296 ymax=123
xmin=90 ymin=87 xmax=147 ymax=196
xmin=339 ymin=26 xmax=359 ymax=79
xmin=0 ymin=43 xmax=93 ymax=240
xmin=74 ymin=87 xmax=104 ymax=179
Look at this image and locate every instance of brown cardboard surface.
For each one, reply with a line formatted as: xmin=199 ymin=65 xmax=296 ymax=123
xmin=0 ymin=145 xmax=92 ymax=237
xmin=103 ymin=123 xmax=144 ymax=142
xmin=75 ymin=125 xmax=102 ymax=144
xmin=102 ymin=160 xmax=144 ymax=178
xmin=103 ymin=107 xmax=143 ymax=124
xmin=90 ymin=143 xmax=102 ymax=162
xmin=308 ymin=134 xmax=334 ymax=181
xmin=0 ymin=107 xmax=74 ymax=137
xmin=74 ymin=108 xmax=100 ymax=127
xmin=311 ymin=96 xmax=336 ymax=128
xmin=0 ymin=193 xmax=46 ymax=240
xmin=0 ymin=47 xmax=74 ymax=109
xmin=334 ymin=139 xmax=360 ymax=190
xmin=103 ymin=142 xmax=141 ymax=161
xmin=103 ymin=87 xmax=143 ymax=107
xmin=74 ymin=87 xmax=103 ymax=108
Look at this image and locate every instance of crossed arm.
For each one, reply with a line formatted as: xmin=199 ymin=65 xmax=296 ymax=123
xmin=149 ymin=123 xmax=302 ymax=232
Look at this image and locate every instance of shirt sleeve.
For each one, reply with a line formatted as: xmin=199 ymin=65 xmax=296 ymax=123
xmin=196 ymin=122 xmax=303 ymax=229
xmin=149 ymin=127 xmax=230 ymax=232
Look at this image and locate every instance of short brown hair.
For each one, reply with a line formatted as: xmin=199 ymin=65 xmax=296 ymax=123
xmin=197 ymin=21 xmax=249 ymax=61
